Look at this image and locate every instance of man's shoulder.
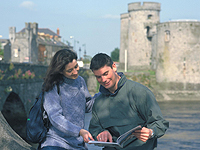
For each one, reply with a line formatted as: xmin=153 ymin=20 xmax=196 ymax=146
xmin=125 ymin=79 xmax=144 ymax=88
xmin=94 ymin=93 xmax=103 ymax=101
xmin=125 ymin=79 xmax=151 ymax=93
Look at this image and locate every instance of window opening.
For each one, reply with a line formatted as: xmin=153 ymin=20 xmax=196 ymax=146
xmin=165 ymin=30 xmax=170 ymax=42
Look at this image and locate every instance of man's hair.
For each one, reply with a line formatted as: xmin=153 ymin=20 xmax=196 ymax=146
xmin=90 ymin=53 xmax=113 ymax=71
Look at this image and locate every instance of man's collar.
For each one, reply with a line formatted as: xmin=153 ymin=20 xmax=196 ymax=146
xmin=99 ymin=72 xmax=126 ymax=96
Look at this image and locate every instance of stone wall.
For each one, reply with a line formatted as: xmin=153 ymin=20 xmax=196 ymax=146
xmin=156 ymin=21 xmax=200 ymax=86
xmin=0 ymin=79 xmax=44 ymax=116
xmin=119 ymin=2 xmax=160 ymax=70
xmin=0 ymin=62 xmax=97 ymax=115
xmin=0 ymin=112 xmax=35 ymax=150
xmin=119 ymin=2 xmax=200 ymax=90
xmin=9 ymin=23 xmax=38 ymax=63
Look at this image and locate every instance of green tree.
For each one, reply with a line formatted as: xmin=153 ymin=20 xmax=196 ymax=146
xmin=0 ymin=42 xmax=4 ymax=60
xmin=111 ymin=47 xmax=119 ymax=62
xmin=83 ymin=55 xmax=92 ymax=64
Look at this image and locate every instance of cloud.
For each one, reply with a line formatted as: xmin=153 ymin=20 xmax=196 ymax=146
xmin=102 ymin=14 xmax=120 ymax=19
xmin=19 ymin=1 xmax=36 ymax=11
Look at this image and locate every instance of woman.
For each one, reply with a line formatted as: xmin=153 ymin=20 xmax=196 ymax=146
xmin=40 ymin=49 xmax=96 ymax=150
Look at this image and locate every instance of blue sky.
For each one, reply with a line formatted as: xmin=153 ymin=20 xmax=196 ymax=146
xmin=1 ymin=0 xmax=200 ymax=57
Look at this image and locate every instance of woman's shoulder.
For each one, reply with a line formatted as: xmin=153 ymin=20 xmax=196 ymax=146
xmin=77 ymin=75 xmax=86 ymax=83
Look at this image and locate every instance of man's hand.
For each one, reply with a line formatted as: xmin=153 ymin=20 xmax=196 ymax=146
xmin=133 ymin=127 xmax=153 ymax=142
xmin=97 ymin=130 xmax=113 ymax=142
xmin=79 ymin=129 xmax=94 ymax=143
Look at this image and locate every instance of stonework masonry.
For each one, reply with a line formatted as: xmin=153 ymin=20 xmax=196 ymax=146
xmin=119 ymin=2 xmax=200 ymax=89
xmin=120 ymin=2 xmax=160 ymax=70
xmin=0 ymin=62 xmax=97 ymax=116
xmin=9 ymin=23 xmax=38 ymax=63
xmin=6 ymin=22 xmax=71 ymax=65
xmin=156 ymin=21 xmax=200 ymax=85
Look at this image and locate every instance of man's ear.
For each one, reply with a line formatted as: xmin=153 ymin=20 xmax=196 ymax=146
xmin=112 ymin=63 xmax=117 ymax=72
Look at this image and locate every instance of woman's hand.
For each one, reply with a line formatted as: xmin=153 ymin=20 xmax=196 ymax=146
xmin=79 ymin=129 xmax=94 ymax=143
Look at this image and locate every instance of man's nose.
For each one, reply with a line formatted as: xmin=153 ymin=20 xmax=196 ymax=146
xmin=101 ymin=76 xmax=106 ymax=82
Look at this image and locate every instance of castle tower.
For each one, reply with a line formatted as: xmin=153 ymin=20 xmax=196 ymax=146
xmin=119 ymin=13 xmax=129 ymax=71
xmin=119 ymin=2 xmax=160 ymax=70
xmin=9 ymin=27 xmax=16 ymax=44
xmin=9 ymin=22 xmax=38 ymax=63
xmin=156 ymin=21 xmax=200 ymax=89
xmin=30 ymin=22 xmax=38 ymax=63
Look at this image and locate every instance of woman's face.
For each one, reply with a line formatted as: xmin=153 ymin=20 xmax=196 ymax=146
xmin=62 ymin=59 xmax=79 ymax=79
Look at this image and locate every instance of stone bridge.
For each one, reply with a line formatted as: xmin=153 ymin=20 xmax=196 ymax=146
xmin=0 ymin=62 xmax=96 ymax=115
xmin=0 ymin=62 xmax=96 ymax=146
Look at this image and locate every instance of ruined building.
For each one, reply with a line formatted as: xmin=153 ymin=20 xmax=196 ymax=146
xmin=119 ymin=2 xmax=200 ymax=89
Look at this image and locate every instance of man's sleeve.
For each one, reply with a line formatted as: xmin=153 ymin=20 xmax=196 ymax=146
xmin=89 ymin=106 xmax=105 ymax=140
xmin=132 ymin=88 xmax=169 ymax=138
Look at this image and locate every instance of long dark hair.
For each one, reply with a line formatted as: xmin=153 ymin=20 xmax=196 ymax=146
xmin=43 ymin=49 xmax=77 ymax=92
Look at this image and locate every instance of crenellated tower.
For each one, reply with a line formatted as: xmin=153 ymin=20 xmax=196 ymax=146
xmin=9 ymin=22 xmax=38 ymax=63
xmin=119 ymin=2 xmax=160 ymax=70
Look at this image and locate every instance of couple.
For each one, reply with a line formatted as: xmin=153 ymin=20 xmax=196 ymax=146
xmin=40 ymin=49 xmax=169 ymax=150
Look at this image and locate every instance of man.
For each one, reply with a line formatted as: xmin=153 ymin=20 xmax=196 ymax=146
xmin=89 ymin=53 xmax=169 ymax=150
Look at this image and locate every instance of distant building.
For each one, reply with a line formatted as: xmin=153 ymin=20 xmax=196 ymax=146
xmin=119 ymin=2 xmax=160 ymax=70
xmin=120 ymin=2 xmax=200 ymax=89
xmin=8 ymin=22 xmax=72 ymax=65
xmin=0 ymin=39 xmax=11 ymax=61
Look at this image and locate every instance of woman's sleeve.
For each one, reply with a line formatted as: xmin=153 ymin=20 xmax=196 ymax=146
xmin=44 ymin=86 xmax=81 ymax=137
xmin=81 ymin=77 xmax=101 ymax=113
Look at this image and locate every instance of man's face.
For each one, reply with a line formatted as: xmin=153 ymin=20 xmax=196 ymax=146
xmin=93 ymin=64 xmax=120 ymax=93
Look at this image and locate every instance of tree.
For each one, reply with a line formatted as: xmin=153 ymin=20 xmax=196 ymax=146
xmin=0 ymin=42 xmax=4 ymax=60
xmin=83 ymin=55 xmax=92 ymax=64
xmin=111 ymin=48 xmax=119 ymax=62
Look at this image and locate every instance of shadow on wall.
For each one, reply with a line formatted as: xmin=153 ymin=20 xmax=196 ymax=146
xmin=1 ymin=92 xmax=27 ymax=142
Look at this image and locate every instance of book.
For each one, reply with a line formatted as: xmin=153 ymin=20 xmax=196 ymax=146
xmin=88 ymin=125 xmax=142 ymax=148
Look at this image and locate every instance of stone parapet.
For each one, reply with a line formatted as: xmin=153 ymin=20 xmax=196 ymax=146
xmin=0 ymin=111 xmax=35 ymax=150
xmin=128 ymin=2 xmax=160 ymax=12
xmin=120 ymin=13 xmax=129 ymax=19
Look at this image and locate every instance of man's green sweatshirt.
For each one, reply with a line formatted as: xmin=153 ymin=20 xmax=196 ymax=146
xmin=89 ymin=72 xmax=169 ymax=150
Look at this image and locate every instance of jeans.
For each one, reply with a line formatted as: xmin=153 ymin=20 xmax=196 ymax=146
xmin=40 ymin=146 xmax=67 ymax=150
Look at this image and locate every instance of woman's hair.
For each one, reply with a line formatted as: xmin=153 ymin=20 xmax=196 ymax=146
xmin=43 ymin=49 xmax=77 ymax=92
xmin=90 ymin=53 xmax=113 ymax=71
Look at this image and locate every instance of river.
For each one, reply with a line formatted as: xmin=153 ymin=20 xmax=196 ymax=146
xmin=84 ymin=100 xmax=200 ymax=150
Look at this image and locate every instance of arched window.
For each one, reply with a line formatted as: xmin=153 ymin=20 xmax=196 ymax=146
xmin=146 ymin=26 xmax=152 ymax=41
xmin=165 ymin=30 xmax=170 ymax=42
xmin=148 ymin=14 xmax=153 ymax=19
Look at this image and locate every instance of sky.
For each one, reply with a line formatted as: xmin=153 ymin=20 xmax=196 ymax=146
xmin=1 ymin=0 xmax=200 ymax=57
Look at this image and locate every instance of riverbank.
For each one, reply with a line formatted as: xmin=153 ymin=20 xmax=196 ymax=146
xmin=122 ymin=71 xmax=200 ymax=101
xmin=85 ymin=100 xmax=200 ymax=150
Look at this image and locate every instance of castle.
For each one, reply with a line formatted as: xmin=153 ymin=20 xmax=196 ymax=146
xmin=119 ymin=2 xmax=200 ymax=89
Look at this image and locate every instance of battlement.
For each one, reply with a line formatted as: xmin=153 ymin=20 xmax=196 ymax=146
xmin=120 ymin=13 xmax=129 ymax=19
xmin=25 ymin=22 xmax=38 ymax=35
xmin=15 ymin=32 xmax=27 ymax=38
xmin=157 ymin=20 xmax=200 ymax=29
xmin=128 ymin=2 xmax=160 ymax=12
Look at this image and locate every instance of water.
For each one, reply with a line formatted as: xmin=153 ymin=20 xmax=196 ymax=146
xmin=84 ymin=101 xmax=200 ymax=150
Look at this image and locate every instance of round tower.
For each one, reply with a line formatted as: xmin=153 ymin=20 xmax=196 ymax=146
xmin=119 ymin=13 xmax=129 ymax=69
xmin=119 ymin=2 xmax=160 ymax=70
xmin=156 ymin=21 xmax=200 ymax=89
